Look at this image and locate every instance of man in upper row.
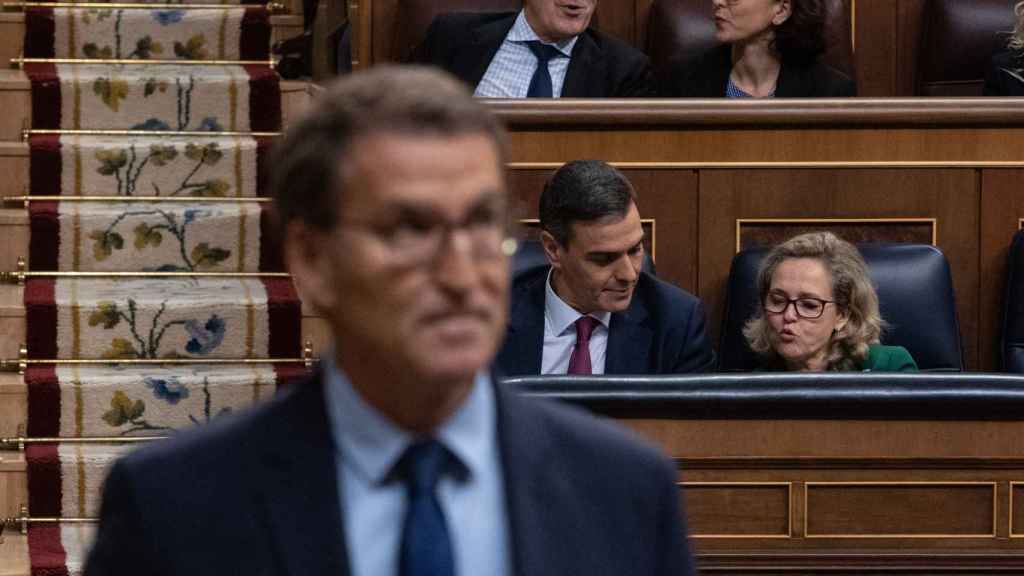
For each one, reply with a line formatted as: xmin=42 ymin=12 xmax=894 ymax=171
xmin=412 ymin=0 xmax=656 ymax=98
xmin=497 ymin=160 xmax=715 ymax=376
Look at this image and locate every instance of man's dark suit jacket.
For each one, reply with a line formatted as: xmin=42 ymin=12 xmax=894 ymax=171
xmin=660 ymin=45 xmax=856 ymax=97
xmin=496 ymin=266 xmax=715 ymax=376
xmin=983 ymin=50 xmax=1024 ymax=96
xmin=411 ymin=12 xmax=656 ymax=97
xmin=84 ymin=369 xmax=695 ymax=576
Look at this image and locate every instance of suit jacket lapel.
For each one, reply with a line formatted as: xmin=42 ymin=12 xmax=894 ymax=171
xmin=503 ymin=272 xmax=546 ymax=375
xmin=604 ymin=296 xmax=652 ymax=374
xmin=562 ymin=30 xmax=603 ymax=97
xmin=255 ymin=374 xmax=350 ymax=576
xmin=453 ymin=14 xmax=518 ymax=89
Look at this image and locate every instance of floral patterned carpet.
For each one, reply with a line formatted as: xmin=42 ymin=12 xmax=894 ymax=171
xmin=15 ymin=3 xmax=302 ymax=574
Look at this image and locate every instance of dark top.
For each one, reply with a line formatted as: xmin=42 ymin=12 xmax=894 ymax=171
xmin=411 ymin=11 xmax=656 ymax=97
xmin=660 ymin=45 xmax=857 ymax=97
xmin=84 ymin=369 xmax=695 ymax=576
xmin=496 ymin=265 xmax=715 ymax=376
xmin=983 ymin=50 xmax=1024 ymax=96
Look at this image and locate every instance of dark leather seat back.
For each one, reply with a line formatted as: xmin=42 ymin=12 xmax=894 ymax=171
xmin=1001 ymin=230 xmax=1024 ymax=372
xmin=512 ymin=238 xmax=656 ymax=278
xmin=391 ymin=0 xmax=522 ymax=62
xmin=918 ymin=0 xmax=1016 ymax=96
xmin=719 ymin=243 xmax=963 ymax=372
xmin=646 ymin=0 xmax=855 ymax=77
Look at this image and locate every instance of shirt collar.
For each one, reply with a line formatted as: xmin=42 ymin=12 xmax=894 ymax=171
xmin=544 ymin=268 xmax=611 ymax=336
xmin=506 ymin=9 xmax=578 ymax=58
xmin=322 ymin=352 xmax=495 ymax=486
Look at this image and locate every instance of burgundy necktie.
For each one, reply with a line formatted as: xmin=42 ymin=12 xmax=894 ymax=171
xmin=567 ymin=316 xmax=599 ymax=375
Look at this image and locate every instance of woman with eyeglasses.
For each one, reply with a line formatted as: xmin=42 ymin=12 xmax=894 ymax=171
xmin=660 ymin=0 xmax=855 ymax=98
xmin=983 ymin=0 xmax=1024 ymax=96
xmin=742 ymin=232 xmax=917 ymax=372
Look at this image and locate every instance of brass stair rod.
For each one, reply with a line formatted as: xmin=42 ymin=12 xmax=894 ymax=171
xmin=4 ymin=195 xmax=271 ymax=204
xmin=24 ymin=128 xmax=280 ymax=138
xmin=1 ymin=257 xmax=291 ymax=284
xmin=2 ymin=507 xmax=95 ymax=538
xmin=0 ymin=341 xmax=316 ymax=373
xmin=1 ymin=270 xmax=291 ymax=284
xmin=15 ymin=56 xmax=276 ymax=67
xmin=1 ymin=435 xmax=167 ymax=451
xmin=4 ymin=2 xmax=284 ymax=10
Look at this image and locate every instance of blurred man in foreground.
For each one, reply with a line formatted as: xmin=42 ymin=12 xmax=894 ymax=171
xmin=85 ymin=66 xmax=693 ymax=576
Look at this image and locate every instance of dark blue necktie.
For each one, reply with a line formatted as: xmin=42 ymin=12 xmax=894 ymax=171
xmin=525 ymin=41 xmax=563 ymax=98
xmin=398 ymin=440 xmax=455 ymax=576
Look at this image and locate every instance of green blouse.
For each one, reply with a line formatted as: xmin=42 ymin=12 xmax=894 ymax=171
xmin=861 ymin=344 xmax=918 ymax=372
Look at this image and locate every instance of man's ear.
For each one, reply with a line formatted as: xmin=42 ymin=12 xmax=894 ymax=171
xmin=540 ymin=230 xmax=564 ymax=269
xmin=774 ymin=0 xmax=792 ymax=25
xmin=283 ymin=220 xmax=337 ymax=315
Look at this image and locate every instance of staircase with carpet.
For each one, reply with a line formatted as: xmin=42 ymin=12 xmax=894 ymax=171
xmin=0 ymin=1 xmax=323 ymax=573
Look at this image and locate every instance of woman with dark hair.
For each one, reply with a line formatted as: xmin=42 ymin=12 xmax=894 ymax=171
xmin=660 ymin=0 xmax=856 ymax=97
xmin=983 ymin=0 xmax=1024 ymax=96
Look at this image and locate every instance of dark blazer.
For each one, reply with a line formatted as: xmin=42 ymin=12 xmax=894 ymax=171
xmin=983 ymin=50 xmax=1024 ymax=96
xmin=84 ymin=369 xmax=695 ymax=576
xmin=411 ymin=11 xmax=656 ymax=97
xmin=660 ymin=45 xmax=856 ymax=97
xmin=496 ymin=266 xmax=715 ymax=376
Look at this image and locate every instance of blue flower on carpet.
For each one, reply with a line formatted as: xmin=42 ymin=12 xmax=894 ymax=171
xmin=154 ymin=10 xmax=185 ymax=25
xmin=144 ymin=377 xmax=190 ymax=404
xmin=184 ymin=315 xmax=226 ymax=355
xmin=131 ymin=118 xmax=171 ymax=131
xmin=197 ymin=117 xmax=224 ymax=132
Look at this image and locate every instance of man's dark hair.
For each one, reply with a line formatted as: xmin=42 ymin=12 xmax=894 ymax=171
xmin=773 ymin=0 xmax=828 ymax=65
xmin=269 ymin=65 xmax=508 ymax=232
xmin=539 ymin=160 xmax=638 ymax=246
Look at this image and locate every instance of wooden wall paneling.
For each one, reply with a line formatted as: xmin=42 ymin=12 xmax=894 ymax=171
xmin=897 ymin=0 xmax=928 ymax=96
xmin=852 ymin=0 xmax=898 ymax=96
xmin=805 ymin=482 xmax=996 ymax=537
xmin=505 ymin=126 xmax=1024 ymax=164
xmin=697 ymin=169 xmax=980 ymax=368
xmin=507 ymin=168 xmax=699 ymax=293
xmin=594 ymin=1 xmax=635 ymax=47
xmin=979 ymin=169 xmax=1024 ymax=371
xmin=371 ymin=0 xmax=399 ymax=63
xmin=351 ymin=0 xmax=373 ymax=69
xmin=683 ymin=482 xmax=792 ymax=538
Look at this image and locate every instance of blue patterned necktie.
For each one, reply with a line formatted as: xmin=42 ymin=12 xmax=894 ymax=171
xmin=397 ymin=440 xmax=455 ymax=576
xmin=525 ymin=40 xmax=563 ymax=98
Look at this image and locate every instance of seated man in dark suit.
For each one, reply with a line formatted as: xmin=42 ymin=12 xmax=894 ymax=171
xmin=411 ymin=0 xmax=655 ymax=97
xmin=497 ymin=160 xmax=715 ymax=376
xmin=84 ymin=68 xmax=695 ymax=576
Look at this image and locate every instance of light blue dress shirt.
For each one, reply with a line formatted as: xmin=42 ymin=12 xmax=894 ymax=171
xmin=542 ymin=269 xmax=611 ymax=374
xmin=321 ymin=354 xmax=510 ymax=576
xmin=475 ymin=10 xmax=578 ymax=98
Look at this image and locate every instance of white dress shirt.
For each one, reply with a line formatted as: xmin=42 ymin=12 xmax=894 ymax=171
xmin=474 ymin=11 xmax=578 ymax=98
xmin=541 ymin=269 xmax=611 ymax=374
xmin=322 ymin=353 xmax=510 ymax=576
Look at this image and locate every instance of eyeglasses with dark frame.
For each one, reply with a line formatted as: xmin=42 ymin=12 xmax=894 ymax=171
xmin=763 ymin=292 xmax=836 ymax=319
xmin=337 ymin=201 xmax=512 ymax=266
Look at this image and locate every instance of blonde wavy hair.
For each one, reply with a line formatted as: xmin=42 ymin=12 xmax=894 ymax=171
xmin=742 ymin=232 xmax=885 ymax=371
xmin=1012 ymin=1 xmax=1024 ymax=51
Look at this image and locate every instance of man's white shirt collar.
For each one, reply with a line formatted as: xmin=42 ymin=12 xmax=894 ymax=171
xmin=544 ymin=268 xmax=611 ymax=336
